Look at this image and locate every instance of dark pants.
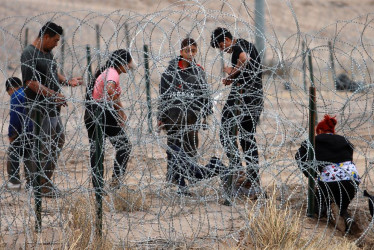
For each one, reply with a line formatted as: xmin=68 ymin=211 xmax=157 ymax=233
xmin=7 ymin=133 xmax=34 ymax=185
xmin=316 ymin=180 xmax=359 ymax=216
xmin=162 ymin=108 xmax=201 ymax=187
xmin=220 ymin=95 xmax=263 ymax=185
xmin=84 ymin=104 xmax=132 ymax=190
xmin=30 ymin=110 xmax=65 ymax=189
xmin=167 ymin=144 xmax=225 ymax=186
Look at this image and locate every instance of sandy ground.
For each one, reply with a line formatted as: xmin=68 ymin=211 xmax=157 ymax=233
xmin=0 ymin=0 xmax=374 ymax=249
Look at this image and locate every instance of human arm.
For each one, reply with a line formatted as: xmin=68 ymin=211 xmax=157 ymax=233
xmin=21 ymin=50 xmax=66 ymax=106
xmin=295 ymin=140 xmax=312 ymax=178
xmin=157 ymin=71 xmax=172 ymax=124
xmin=8 ymin=95 xmax=22 ymax=141
xmin=222 ymin=51 xmax=248 ymax=86
xmin=106 ymin=81 xmax=127 ymax=127
xmin=25 ymin=80 xmax=67 ymax=106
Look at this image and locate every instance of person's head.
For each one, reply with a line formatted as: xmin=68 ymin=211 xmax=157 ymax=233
xmin=316 ymin=114 xmax=337 ymax=135
xmin=5 ymin=77 xmax=22 ymax=96
xmin=38 ymin=22 xmax=63 ymax=52
xmin=210 ymin=27 xmax=233 ymax=53
xmin=180 ymin=38 xmax=198 ymax=63
xmin=108 ymin=49 xmax=134 ymax=74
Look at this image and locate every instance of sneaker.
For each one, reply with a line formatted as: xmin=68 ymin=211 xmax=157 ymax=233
xmin=6 ymin=182 xmax=21 ymax=190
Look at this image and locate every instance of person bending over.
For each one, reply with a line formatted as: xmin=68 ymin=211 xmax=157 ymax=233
xmin=295 ymin=115 xmax=361 ymax=233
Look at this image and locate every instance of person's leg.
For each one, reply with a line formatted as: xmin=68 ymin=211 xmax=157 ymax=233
xmin=183 ymin=129 xmax=199 ymax=158
xmin=38 ymin=115 xmax=63 ymax=190
xmin=163 ymin=108 xmax=186 ymax=187
xmin=166 ymin=130 xmax=186 ymax=187
xmin=22 ymin=132 xmax=36 ymax=189
xmin=85 ymin=107 xmax=106 ymax=194
xmin=239 ymin=114 xmax=260 ymax=185
xmin=219 ymin=102 xmax=241 ymax=168
xmin=335 ymin=181 xmax=359 ymax=215
xmin=108 ymin=130 xmax=132 ymax=179
xmin=7 ymin=138 xmax=21 ymax=185
xmin=319 ymin=180 xmax=359 ymax=232
xmin=315 ymin=181 xmax=330 ymax=217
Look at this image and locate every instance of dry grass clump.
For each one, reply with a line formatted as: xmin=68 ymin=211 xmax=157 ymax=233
xmin=239 ymin=191 xmax=302 ymax=249
xmin=110 ymin=187 xmax=149 ymax=212
xmin=62 ymin=195 xmax=113 ymax=250
xmin=237 ymin=190 xmax=359 ymax=250
xmin=361 ymin=229 xmax=374 ymax=250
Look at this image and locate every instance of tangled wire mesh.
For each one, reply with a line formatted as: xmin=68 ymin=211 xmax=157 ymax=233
xmin=0 ymin=0 xmax=374 ymax=249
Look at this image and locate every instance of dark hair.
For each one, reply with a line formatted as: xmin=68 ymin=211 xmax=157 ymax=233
xmin=316 ymin=114 xmax=337 ymax=134
xmin=38 ymin=22 xmax=63 ymax=38
xmin=93 ymin=49 xmax=132 ymax=80
xmin=181 ymin=38 xmax=197 ymax=49
xmin=6 ymin=77 xmax=22 ymax=91
xmin=86 ymin=49 xmax=132 ymax=101
xmin=210 ymin=27 xmax=232 ymax=48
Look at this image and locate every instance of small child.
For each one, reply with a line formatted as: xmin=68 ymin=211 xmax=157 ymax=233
xmin=6 ymin=77 xmax=33 ymax=190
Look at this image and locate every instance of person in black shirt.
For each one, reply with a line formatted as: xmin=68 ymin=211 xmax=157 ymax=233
xmin=210 ymin=27 xmax=263 ymax=197
xmin=295 ymin=115 xmax=361 ymax=233
xmin=21 ymin=22 xmax=83 ymax=197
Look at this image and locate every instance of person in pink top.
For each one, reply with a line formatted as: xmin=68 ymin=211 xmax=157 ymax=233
xmin=84 ymin=49 xmax=135 ymax=191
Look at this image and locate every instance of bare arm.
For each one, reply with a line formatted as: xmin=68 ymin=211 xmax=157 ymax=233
xmin=26 ymin=80 xmax=66 ymax=106
xmin=223 ymin=51 xmax=248 ymax=85
xmin=106 ymin=81 xmax=127 ymax=126
xmin=26 ymin=80 xmax=57 ymax=97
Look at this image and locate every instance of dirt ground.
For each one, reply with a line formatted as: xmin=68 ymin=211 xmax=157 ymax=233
xmin=0 ymin=0 xmax=374 ymax=249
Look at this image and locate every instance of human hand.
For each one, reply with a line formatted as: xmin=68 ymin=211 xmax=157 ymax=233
xmin=55 ymin=93 xmax=67 ymax=107
xmin=118 ymin=113 xmax=128 ymax=128
xmin=157 ymin=120 xmax=164 ymax=133
xmin=68 ymin=77 xmax=83 ymax=87
xmin=222 ymin=78 xmax=232 ymax=86
xmin=223 ymin=66 xmax=233 ymax=75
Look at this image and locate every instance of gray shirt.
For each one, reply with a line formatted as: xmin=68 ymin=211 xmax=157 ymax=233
xmin=21 ymin=45 xmax=61 ymax=117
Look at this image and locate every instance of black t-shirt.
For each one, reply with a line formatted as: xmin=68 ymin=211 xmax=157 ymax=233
xmin=230 ymin=39 xmax=263 ymax=102
xmin=295 ymin=133 xmax=354 ymax=175
xmin=21 ymin=45 xmax=61 ymax=117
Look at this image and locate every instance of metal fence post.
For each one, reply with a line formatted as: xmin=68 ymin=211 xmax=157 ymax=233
xmin=87 ymin=44 xmax=104 ymax=236
xmin=302 ymin=41 xmax=307 ymax=92
xmin=95 ymin=24 xmax=101 ymax=66
xmin=307 ymin=50 xmax=317 ymax=218
xmin=328 ymin=41 xmax=337 ymax=90
xmin=60 ymin=35 xmax=65 ymax=75
xmin=24 ymin=27 xmax=29 ymax=48
xmin=34 ymin=111 xmax=42 ymax=232
xmin=143 ymin=44 xmax=153 ymax=133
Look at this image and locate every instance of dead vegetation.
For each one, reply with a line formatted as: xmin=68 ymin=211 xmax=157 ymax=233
xmin=61 ymin=195 xmax=113 ymax=250
xmin=236 ymin=187 xmax=374 ymax=250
